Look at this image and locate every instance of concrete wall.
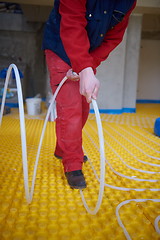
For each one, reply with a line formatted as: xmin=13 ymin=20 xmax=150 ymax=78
xmin=0 ymin=13 xmax=46 ymax=99
xmin=96 ymin=14 xmax=142 ymax=113
xmin=96 ymin=34 xmax=126 ymax=112
xmin=0 ymin=8 xmax=160 ymax=109
xmin=137 ymin=39 xmax=160 ymax=100
xmin=123 ymin=14 xmax=142 ymax=109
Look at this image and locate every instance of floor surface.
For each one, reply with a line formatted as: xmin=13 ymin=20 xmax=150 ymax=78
xmin=0 ymin=104 xmax=160 ymax=240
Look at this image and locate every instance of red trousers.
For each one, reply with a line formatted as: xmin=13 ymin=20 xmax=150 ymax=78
xmin=45 ymin=50 xmax=90 ymax=172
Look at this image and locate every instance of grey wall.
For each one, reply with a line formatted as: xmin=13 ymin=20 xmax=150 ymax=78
xmin=0 ymin=13 xmax=46 ymax=98
xmin=95 ymin=14 xmax=142 ymax=112
xmin=137 ymin=14 xmax=160 ymax=101
xmin=0 ymin=9 xmax=160 ymax=109
xmin=96 ymin=35 xmax=127 ymax=111
xmin=137 ymin=39 xmax=160 ymax=100
xmin=123 ymin=15 xmax=142 ymax=109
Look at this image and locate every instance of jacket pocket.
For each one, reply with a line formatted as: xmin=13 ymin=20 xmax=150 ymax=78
xmin=110 ymin=10 xmax=125 ymax=28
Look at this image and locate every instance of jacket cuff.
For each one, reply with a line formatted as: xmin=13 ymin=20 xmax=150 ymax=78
xmin=91 ymin=55 xmax=102 ymax=69
xmin=72 ymin=61 xmax=94 ymax=74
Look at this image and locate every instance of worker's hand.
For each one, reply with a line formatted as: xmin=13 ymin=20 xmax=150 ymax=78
xmin=66 ymin=69 xmax=80 ymax=81
xmin=79 ymin=67 xmax=100 ymax=103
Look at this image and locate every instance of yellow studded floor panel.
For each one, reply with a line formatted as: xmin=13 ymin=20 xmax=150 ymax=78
xmin=0 ymin=103 xmax=160 ymax=240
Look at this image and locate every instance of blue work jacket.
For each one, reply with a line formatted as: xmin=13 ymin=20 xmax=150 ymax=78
xmin=43 ymin=0 xmax=135 ymax=66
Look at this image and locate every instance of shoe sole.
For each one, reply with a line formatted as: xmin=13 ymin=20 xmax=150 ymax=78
xmin=54 ymin=154 xmax=88 ymax=162
xmin=70 ymin=185 xmax=86 ymax=190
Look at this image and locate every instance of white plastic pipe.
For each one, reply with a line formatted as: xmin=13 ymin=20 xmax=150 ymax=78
xmin=0 ymin=65 xmax=106 ymax=213
xmin=80 ymin=99 xmax=106 ymax=215
xmin=30 ymin=76 xmax=67 ymax=201
xmin=116 ymin=199 xmax=160 ymax=240
xmin=155 ymin=215 xmax=160 ymax=234
xmin=30 ymin=81 xmax=106 ymax=215
xmin=0 ymin=64 xmax=30 ymax=203
xmin=1 ymin=64 xmax=160 ymax=228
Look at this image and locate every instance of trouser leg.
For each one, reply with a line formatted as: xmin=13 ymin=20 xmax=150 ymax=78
xmin=45 ymin=50 xmax=89 ymax=172
xmin=82 ymin=96 xmax=90 ymax=128
xmin=55 ymin=81 xmax=84 ymax=172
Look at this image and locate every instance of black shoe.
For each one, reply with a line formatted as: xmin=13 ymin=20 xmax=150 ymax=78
xmin=54 ymin=154 xmax=88 ymax=163
xmin=65 ymin=170 xmax=86 ymax=189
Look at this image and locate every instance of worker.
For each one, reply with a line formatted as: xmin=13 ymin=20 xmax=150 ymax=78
xmin=43 ymin=0 xmax=137 ymax=189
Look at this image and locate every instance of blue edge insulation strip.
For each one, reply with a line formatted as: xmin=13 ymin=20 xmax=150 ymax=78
xmin=136 ymin=100 xmax=160 ymax=104
xmin=1 ymin=99 xmax=160 ymax=114
xmin=90 ymin=108 xmax=136 ymax=114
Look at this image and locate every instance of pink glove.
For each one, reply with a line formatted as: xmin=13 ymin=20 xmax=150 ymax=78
xmin=66 ymin=69 xmax=80 ymax=81
xmin=79 ymin=67 xmax=100 ymax=103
